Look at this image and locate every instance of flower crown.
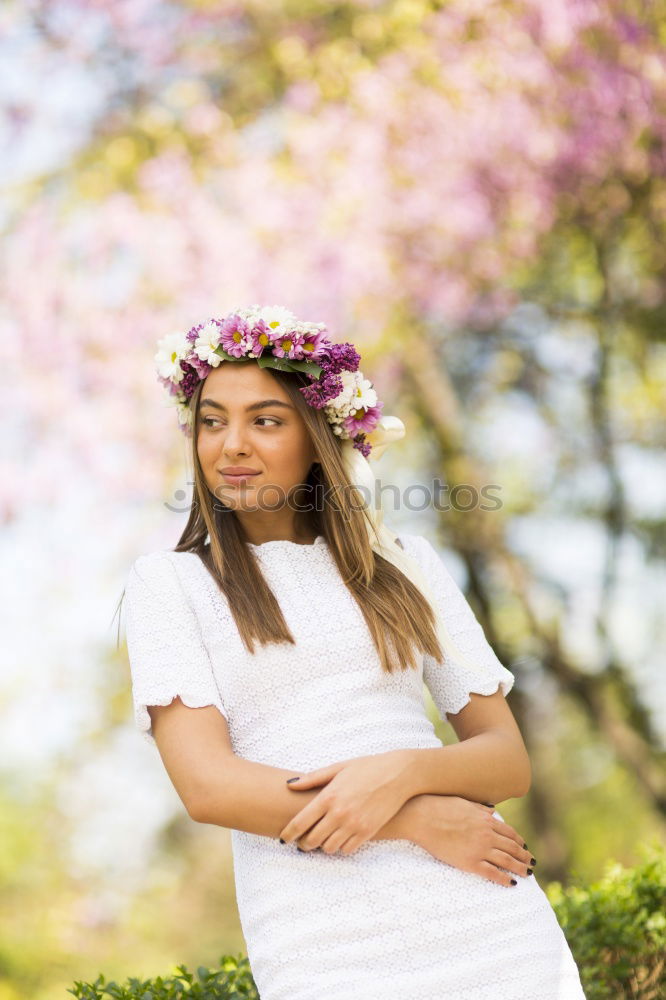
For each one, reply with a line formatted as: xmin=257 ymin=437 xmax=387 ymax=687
xmin=154 ymin=304 xmax=384 ymax=457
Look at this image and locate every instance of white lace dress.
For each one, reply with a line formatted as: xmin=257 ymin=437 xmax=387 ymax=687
xmin=124 ymin=532 xmax=587 ymax=1000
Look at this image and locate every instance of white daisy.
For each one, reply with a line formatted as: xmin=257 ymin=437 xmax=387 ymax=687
xmin=165 ymin=393 xmax=192 ymax=428
xmin=194 ymin=320 xmax=223 ymax=367
xmin=154 ymin=330 xmax=190 ymax=382
xmin=325 ymin=372 xmax=377 ymax=432
xmin=351 ymin=376 xmax=377 ymax=411
xmin=254 ymin=304 xmax=298 ymax=334
xmin=177 ymin=405 xmax=193 ymax=429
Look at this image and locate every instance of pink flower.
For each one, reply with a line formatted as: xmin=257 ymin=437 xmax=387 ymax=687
xmin=248 ymin=318 xmax=277 ymax=355
xmin=185 ymin=354 xmax=213 ymax=381
xmin=272 ymin=328 xmax=306 ymax=359
xmin=343 ymin=401 xmax=384 ymax=436
xmin=300 ymin=328 xmax=331 ymax=360
xmin=219 ymin=314 xmax=252 ymax=357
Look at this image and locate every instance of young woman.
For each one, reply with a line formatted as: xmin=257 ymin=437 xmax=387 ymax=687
xmin=124 ymin=306 xmax=587 ymax=999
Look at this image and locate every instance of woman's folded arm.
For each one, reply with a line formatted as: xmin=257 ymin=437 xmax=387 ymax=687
xmin=148 ymin=696 xmax=425 ymax=844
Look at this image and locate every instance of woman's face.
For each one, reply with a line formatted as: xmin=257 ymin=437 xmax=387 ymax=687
xmin=196 ymin=361 xmax=318 ymax=528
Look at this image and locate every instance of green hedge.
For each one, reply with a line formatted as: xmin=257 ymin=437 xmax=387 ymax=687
xmin=547 ymin=841 xmax=665 ymax=999
xmin=68 ymin=843 xmax=665 ymax=1000
xmin=67 ymin=954 xmax=259 ymax=999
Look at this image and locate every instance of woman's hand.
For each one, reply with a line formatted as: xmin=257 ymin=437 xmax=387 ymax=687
xmin=278 ymin=750 xmax=414 ymax=855
xmin=411 ymin=794 xmax=536 ymax=887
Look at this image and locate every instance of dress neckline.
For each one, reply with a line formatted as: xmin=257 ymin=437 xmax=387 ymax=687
xmin=248 ymin=534 xmax=326 ymax=550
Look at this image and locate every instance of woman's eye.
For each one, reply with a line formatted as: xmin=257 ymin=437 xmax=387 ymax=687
xmin=201 ymin=416 xmax=282 ymax=427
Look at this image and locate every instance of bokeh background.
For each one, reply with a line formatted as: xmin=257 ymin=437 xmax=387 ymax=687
xmin=2 ymin=0 xmax=666 ymax=996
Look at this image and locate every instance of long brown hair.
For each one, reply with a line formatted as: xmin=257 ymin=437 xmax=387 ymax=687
xmin=173 ymin=368 xmax=444 ymax=674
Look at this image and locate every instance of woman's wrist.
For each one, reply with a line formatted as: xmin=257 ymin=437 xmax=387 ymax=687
xmin=370 ymin=794 xmax=426 ymax=846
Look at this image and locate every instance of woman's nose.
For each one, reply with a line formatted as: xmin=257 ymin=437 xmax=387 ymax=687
xmin=220 ymin=425 xmax=250 ymax=454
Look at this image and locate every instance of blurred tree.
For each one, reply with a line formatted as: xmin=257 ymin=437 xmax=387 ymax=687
xmin=2 ymin=0 xmax=665 ymax=952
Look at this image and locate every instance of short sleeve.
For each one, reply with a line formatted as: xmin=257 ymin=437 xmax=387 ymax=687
xmin=398 ymin=533 xmax=515 ymax=719
xmin=124 ymin=552 xmax=229 ymax=746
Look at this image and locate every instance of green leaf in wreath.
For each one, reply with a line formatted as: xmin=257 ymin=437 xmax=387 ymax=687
xmin=257 ymin=356 xmax=322 ymax=378
xmin=282 ymin=358 xmax=323 ymax=377
xmin=213 ymin=347 xmax=243 ymax=362
xmin=255 ymin=355 xmax=297 ymax=372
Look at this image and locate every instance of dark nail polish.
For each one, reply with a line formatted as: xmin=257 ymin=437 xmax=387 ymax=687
xmin=279 ymin=838 xmax=285 ymax=844
xmin=530 ymin=857 xmax=536 ymax=866
xmin=483 ymin=802 xmax=495 ymax=808
xmin=527 ymin=868 xmax=533 ymax=876
xmin=522 ymin=842 xmax=528 ymax=849
xmin=297 ymin=846 xmax=305 ymax=852
xmin=286 ymin=777 xmax=300 ymax=784
xmin=510 ymin=878 xmax=517 ymax=885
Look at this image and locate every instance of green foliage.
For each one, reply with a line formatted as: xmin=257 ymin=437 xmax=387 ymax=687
xmin=67 ymin=954 xmax=258 ymax=1000
xmin=548 ymin=841 xmax=666 ymax=999
xmin=67 ymin=845 xmax=666 ymax=999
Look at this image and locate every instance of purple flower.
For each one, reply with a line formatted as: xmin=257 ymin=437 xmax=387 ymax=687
xmin=342 ymin=401 xmax=384 ymax=436
xmin=300 ymin=371 xmax=345 ymax=408
xmin=300 ymin=328 xmax=332 ymax=361
xmin=185 ymin=320 xmax=209 ymax=345
xmin=219 ymin=314 xmax=252 ymax=357
xmin=248 ymin=318 xmax=276 ymax=356
xmin=317 ymin=342 xmax=361 ymax=374
xmin=352 ymin=435 xmax=372 ymax=458
xmin=179 ymin=361 xmax=207 ymax=400
xmin=272 ymin=327 xmax=306 ymax=359
xmin=157 ymin=373 xmax=183 ymax=397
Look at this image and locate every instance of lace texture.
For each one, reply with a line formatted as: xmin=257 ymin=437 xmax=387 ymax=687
xmin=123 ymin=533 xmax=586 ymax=1000
xmin=124 ymin=553 xmax=229 ymax=740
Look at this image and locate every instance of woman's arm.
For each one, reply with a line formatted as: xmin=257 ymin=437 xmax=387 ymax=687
xmin=277 ymin=688 xmax=530 ymax=846
xmin=147 ymin=696 xmax=534 ymax=886
xmin=275 ymin=687 xmax=528 ymax=852
xmin=399 ymin=689 xmax=532 ymax=803
xmin=195 ymin=749 xmax=425 ymax=843
xmin=148 ymin=696 xmax=424 ymax=842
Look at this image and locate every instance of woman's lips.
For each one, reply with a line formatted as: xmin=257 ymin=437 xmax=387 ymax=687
xmin=220 ymin=472 xmax=260 ymax=485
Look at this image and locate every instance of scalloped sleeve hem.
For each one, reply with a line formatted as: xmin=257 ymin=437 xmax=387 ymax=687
xmin=431 ymin=670 xmax=515 ymax=719
xmin=124 ymin=552 xmax=230 ymax=747
xmin=134 ymin=694 xmax=230 ymax=747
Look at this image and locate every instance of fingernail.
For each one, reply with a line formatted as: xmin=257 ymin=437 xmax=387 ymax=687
xmin=483 ymin=802 xmax=495 ymax=808
xmin=279 ymin=838 xmax=285 ymax=844
xmin=527 ymin=868 xmax=533 ymax=876
xmin=510 ymin=879 xmax=517 ymax=885
xmin=530 ymin=857 xmax=536 ymax=866
xmin=523 ymin=842 xmax=528 ymax=849
xmin=297 ymin=846 xmax=305 ymax=852
xmin=286 ymin=777 xmax=300 ymax=784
